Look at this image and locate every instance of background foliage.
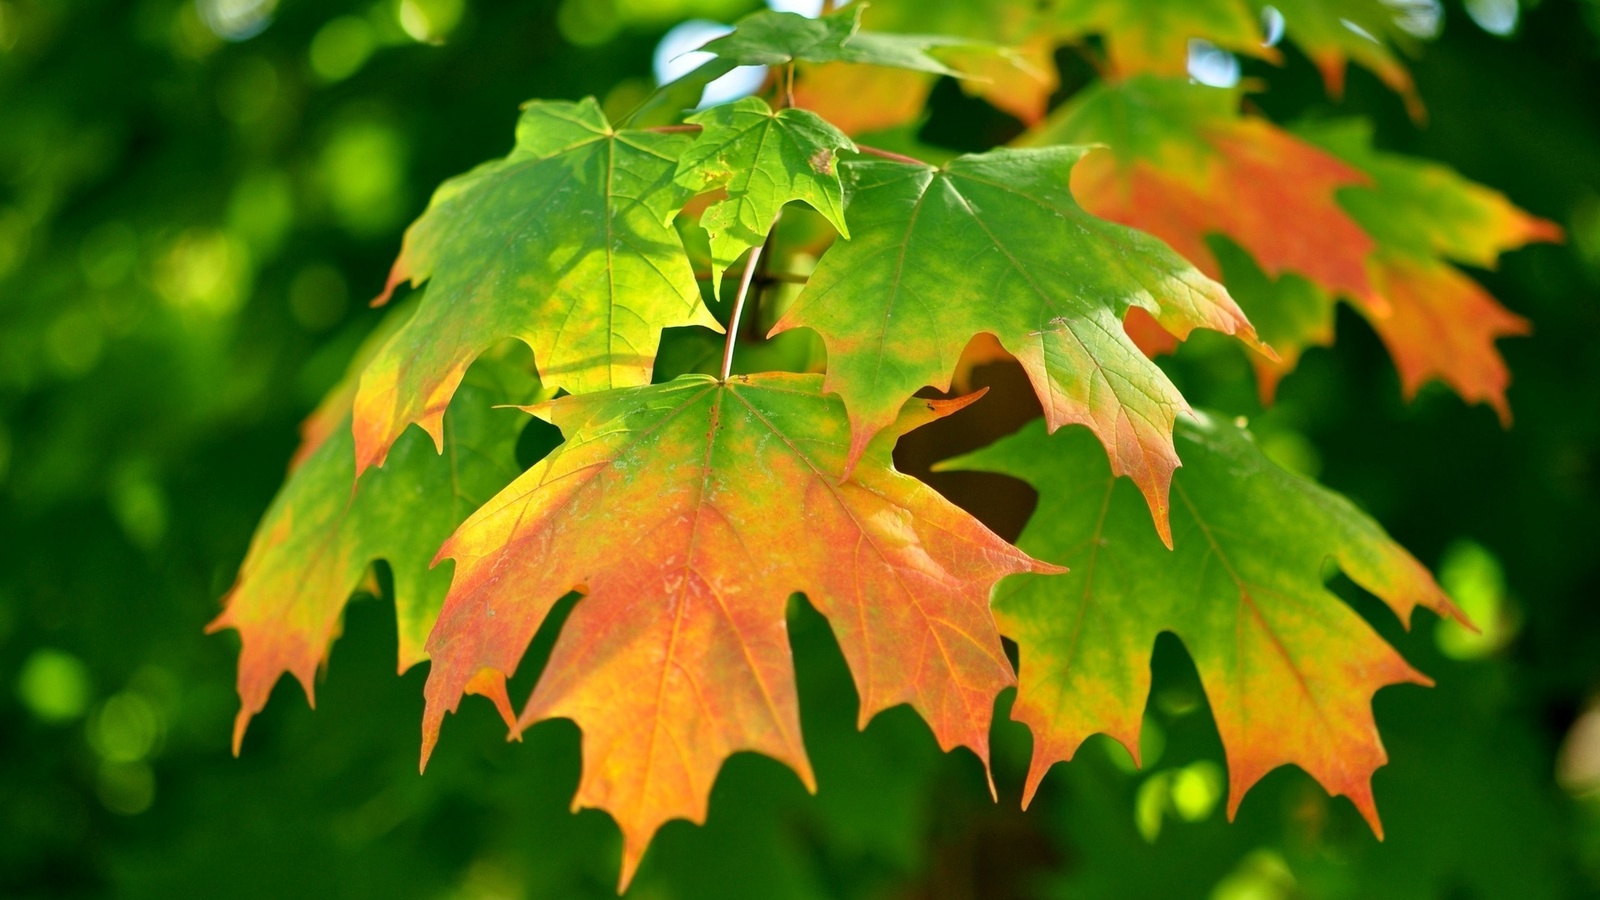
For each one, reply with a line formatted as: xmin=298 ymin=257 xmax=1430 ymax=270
xmin=2 ymin=0 xmax=1599 ymax=897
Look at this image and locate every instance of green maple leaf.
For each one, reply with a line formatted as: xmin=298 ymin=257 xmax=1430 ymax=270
xmin=351 ymin=98 xmax=718 ymax=475
xmin=772 ymin=145 xmax=1270 ymax=543
xmin=700 ymin=5 xmax=972 ymax=76
xmin=420 ymin=373 xmax=1056 ymax=889
xmin=944 ymin=411 xmax=1467 ymax=831
xmin=209 ymin=304 xmax=538 ymax=753
xmin=675 ymin=97 xmax=855 ymax=295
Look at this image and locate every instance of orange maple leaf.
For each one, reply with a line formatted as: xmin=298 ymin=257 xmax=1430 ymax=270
xmin=419 ymin=374 xmax=1060 ymax=889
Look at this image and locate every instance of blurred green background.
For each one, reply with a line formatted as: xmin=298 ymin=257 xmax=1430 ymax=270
xmin=3 ymin=0 xmax=1599 ymax=897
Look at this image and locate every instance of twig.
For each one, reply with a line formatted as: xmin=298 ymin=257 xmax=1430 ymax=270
xmin=696 ymin=270 xmax=809 ymax=285
xmin=856 ymin=144 xmax=927 ymax=166
xmin=720 ymin=213 xmax=782 ymax=381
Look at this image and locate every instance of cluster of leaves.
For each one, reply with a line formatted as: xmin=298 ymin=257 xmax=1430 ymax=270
xmin=210 ymin=1 xmax=1559 ymax=889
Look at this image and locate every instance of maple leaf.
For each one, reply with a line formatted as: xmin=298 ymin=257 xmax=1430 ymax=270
xmin=351 ymin=98 xmax=717 ymax=475
xmin=208 ymin=312 xmax=536 ymax=754
xmin=675 ymin=97 xmax=855 ymax=295
xmin=700 ymin=6 xmax=974 ymax=77
xmin=945 ymin=411 xmax=1468 ymax=830
xmin=418 ymin=373 xmax=1057 ymax=888
xmin=1291 ymin=120 xmax=1559 ymax=420
xmin=772 ymin=144 xmax=1270 ymax=543
xmin=1026 ymin=77 xmax=1378 ymax=310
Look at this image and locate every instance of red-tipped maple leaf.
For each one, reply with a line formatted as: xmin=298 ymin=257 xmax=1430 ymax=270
xmin=419 ymin=373 xmax=1058 ymax=888
xmin=209 ymin=315 xmax=535 ymax=753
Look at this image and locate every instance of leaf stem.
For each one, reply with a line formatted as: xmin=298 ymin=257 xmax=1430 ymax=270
xmin=720 ymin=214 xmax=781 ymax=381
xmin=698 ymin=270 xmax=808 ymax=285
xmin=856 ymin=144 xmax=928 ymax=166
xmin=644 ymin=124 xmax=703 ymax=134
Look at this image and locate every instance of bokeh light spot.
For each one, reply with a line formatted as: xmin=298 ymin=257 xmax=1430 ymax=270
xmin=89 ymin=693 xmax=164 ymax=763
xmin=318 ymin=120 xmax=409 ymax=237
xmin=1187 ymin=39 xmax=1240 ymax=88
xmin=398 ymin=0 xmax=464 ymax=45
xmin=1558 ymin=703 xmax=1600 ymax=797
xmin=1171 ymin=760 xmax=1224 ymax=822
xmin=1261 ymin=5 xmax=1285 ymax=46
xmin=109 ymin=460 xmax=170 ymax=550
xmin=1391 ymin=0 xmax=1444 ymax=38
xmin=1436 ymin=538 xmax=1519 ymax=659
xmin=1135 ymin=771 xmax=1171 ymax=842
xmin=311 ymin=16 xmax=377 ymax=82
xmin=154 ymin=229 xmax=252 ymax=317
xmin=653 ymin=19 xmax=766 ymax=107
xmin=17 ymin=649 xmax=93 ymax=723
xmin=557 ymin=0 xmax=621 ymax=47
xmin=196 ymin=0 xmax=278 ymax=42
xmin=1211 ymin=849 xmax=1297 ymax=900
xmin=1466 ymin=0 xmax=1518 ymax=35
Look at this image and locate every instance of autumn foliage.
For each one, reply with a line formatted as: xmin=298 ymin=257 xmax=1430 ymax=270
xmin=209 ymin=1 xmax=1559 ymax=890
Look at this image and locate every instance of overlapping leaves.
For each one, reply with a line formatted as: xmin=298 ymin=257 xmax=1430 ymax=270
xmin=420 ymin=374 xmax=1054 ymax=888
xmin=1030 ymin=78 xmax=1558 ymax=414
xmin=209 ymin=307 xmax=537 ymax=752
xmin=351 ymin=98 xmax=715 ymax=475
xmin=948 ymin=412 xmax=1467 ymax=828
xmin=786 ymin=0 xmax=1421 ymax=138
xmin=675 ymin=97 xmax=855 ymax=292
xmin=775 ymin=144 xmax=1269 ymax=541
xmin=210 ymin=3 xmax=1534 ymax=888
